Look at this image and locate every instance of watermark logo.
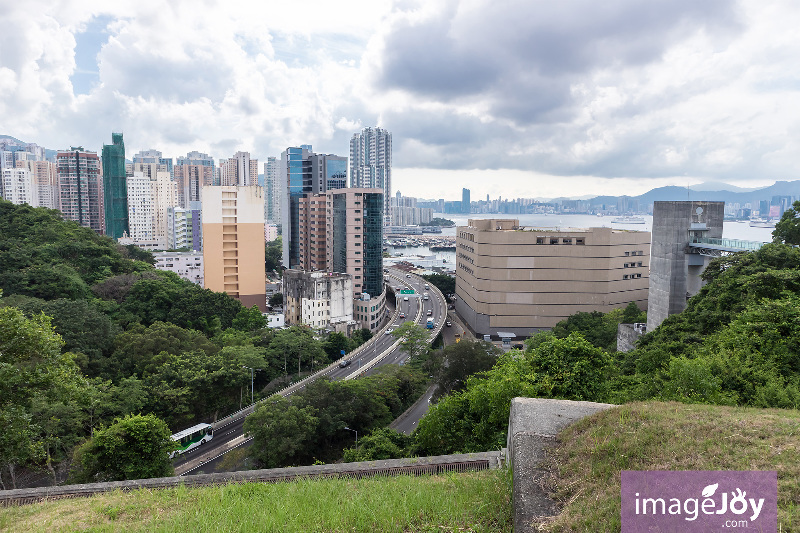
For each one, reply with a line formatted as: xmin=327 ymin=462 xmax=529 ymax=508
xmin=621 ymin=471 xmax=777 ymax=532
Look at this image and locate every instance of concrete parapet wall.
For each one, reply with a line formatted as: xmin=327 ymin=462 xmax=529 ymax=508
xmin=507 ymin=397 xmax=614 ymax=533
xmin=0 ymin=452 xmax=503 ymax=507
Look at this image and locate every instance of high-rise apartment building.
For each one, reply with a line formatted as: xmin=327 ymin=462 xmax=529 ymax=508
xmin=326 ymin=188 xmax=385 ymax=330
xmin=1 ymin=168 xmax=34 ymax=206
xmin=298 ymin=193 xmax=328 ymax=271
xmin=350 ymin=127 xmax=391 ymax=221
xmin=167 ymin=206 xmax=201 ymax=251
xmin=202 ymin=185 xmax=266 ymax=311
xmin=16 ymin=160 xmax=58 ymax=209
xmin=126 ymin=171 xmax=156 ymax=242
xmin=220 ymin=151 xmax=258 ymax=187
xmin=455 ymin=219 xmax=650 ymax=337
xmin=124 ymin=170 xmax=177 ymax=249
xmin=264 ymin=156 xmax=281 ymax=226
xmin=174 ymin=151 xmax=216 ymax=208
xmin=57 ymin=147 xmax=103 ymax=233
xmin=132 ymin=149 xmax=174 ymax=178
xmin=102 ymin=133 xmax=128 ymax=239
xmin=280 ymin=146 xmax=348 ymax=268
xmin=462 ymin=188 xmax=470 ymax=214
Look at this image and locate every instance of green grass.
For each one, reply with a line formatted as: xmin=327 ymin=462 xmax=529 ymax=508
xmin=535 ymin=401 xmax=800 ymax=532
xmin=0 ymin=469 xmax=511 ymax=533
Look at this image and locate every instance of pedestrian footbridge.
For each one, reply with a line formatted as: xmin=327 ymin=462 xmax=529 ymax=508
xmin=687 ymin=237 xmax=767 ymax=257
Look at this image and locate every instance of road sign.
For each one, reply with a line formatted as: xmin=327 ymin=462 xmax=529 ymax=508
xmin=400 ymin=289 xmax=415 ymax=294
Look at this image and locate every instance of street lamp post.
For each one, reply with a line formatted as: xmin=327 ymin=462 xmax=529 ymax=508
xmin=243 ymin=366 xmax=261 ymax=404
xmin=344 ymin=426 xmax=358 ymax=449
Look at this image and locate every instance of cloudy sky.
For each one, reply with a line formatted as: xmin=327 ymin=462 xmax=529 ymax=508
xmin=2 ymin=0 xmax=799 ymax=200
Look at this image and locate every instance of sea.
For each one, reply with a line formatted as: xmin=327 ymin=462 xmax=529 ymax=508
xmin=385 ymin=213 xmax=776 ymax=268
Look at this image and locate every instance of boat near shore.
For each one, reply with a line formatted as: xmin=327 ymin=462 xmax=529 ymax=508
xmin=611 ymin=216 xmax=646 ymax=224
xmin=749 ymin=218 xmax=776 ymax=228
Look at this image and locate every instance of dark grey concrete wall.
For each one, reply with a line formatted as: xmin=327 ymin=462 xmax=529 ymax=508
xmin=647 ymin=201 xmax=723 ymax=331
xmin=616 ymin=323 xmax=643 ymax=352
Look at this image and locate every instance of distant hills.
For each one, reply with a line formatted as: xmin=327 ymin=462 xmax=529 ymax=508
xmin=537 ymin=180 xmax=800 ymax=207
xmin=591 ymin=180 xmax=800 ymax=209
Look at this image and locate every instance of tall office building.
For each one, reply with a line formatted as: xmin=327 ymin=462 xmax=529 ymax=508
xmin=220 ymin=151 xmax=258 ymax=186
xmin=102 ymin=133 xmax=128 ymax=239
xmin=174 ymin=151 xmax=216 ymax=208
xmin=264 ymin=156 xmax=281 ymax=226
xmin=326 ymin=188 xmax=385 ymax=330
xmin=280 ymin=146 xmax=348 ymax=268
xmin=202 ymin=185 xmax=266 ymax=311
xmin=57 ymin=147 xmax=104 ymax=233
xmin=349 ymin=127 xmax=391 ymax=222
xmin=462 ymin=188 xmax=470 ymax=214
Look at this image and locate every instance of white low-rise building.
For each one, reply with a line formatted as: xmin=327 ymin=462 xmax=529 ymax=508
xmin=153 ymin=251 xmax=204 ymax=285
xmin=283 ymin=269 xmax=355 ymax=334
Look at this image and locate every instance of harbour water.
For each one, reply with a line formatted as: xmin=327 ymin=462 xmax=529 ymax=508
xmin=385 ymin=213 xmax=776 ymax=268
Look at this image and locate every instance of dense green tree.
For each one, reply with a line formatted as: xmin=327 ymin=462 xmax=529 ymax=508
xmin=621 ymin=301 xmax=647 ymax=324
xmin=391 ymin=323 xmax=431 ymax=363
xmin=232 ymin=305 xmax=267 ymax=331
xmin=119 ymin=271 xmax=244 ymax=334
xmin=430 ymin=340 xmax=500 ymax=399
xmin=2 ymin=297 xmax=119 ymax=373
xmin=0 ymin=200 xmax=150 ymax=296
xmin=245 ymin=396 xmax=319 ymax=468
xmin=0 ymin=304 xmax=65 ymax=478
xmin=414 ymin=334 xmax=612 ymax=455
xmin=265 ymin=238 xmax=282 ymax=272
xmin=772 ymin=200 xmax=800 ymax=245
xmin=245 ymin=366 xmax=426 ymax=468
xmin=110 ymin=321 xmax=218 ymax=379
xmin=342 ymin=428 xmax=413 ymax=462
xmin=268 ymin=293 xmax=283 ymax=307
xmin=322 ymin=332 xmax=351 ymax=360
xmin=71 ymin=414 xmax=175 ymax=482
xmin=266 ymin=326 xmax=328 ymax=378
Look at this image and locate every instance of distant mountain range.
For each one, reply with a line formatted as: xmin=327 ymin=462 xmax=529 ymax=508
xmin=587 ymin=181 xmax=800 ymax=209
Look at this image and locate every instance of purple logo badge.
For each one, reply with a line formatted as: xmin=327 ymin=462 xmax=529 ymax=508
xmin=621 ymin=471 xmax=777 ymax=532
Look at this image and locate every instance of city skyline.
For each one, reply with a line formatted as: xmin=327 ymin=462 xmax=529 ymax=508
xmin=3 ymin=1 xmax=800 ymax=200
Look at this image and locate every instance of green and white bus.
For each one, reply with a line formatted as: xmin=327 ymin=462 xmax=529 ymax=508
xmin=170 ymin=423 xmax=213 ymax=458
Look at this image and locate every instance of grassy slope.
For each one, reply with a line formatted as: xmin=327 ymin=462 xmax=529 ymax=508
xmin=0 ymin=470 xmax=511 ymax=533
xmin=537 ymin=402 xmax=800 ymax=532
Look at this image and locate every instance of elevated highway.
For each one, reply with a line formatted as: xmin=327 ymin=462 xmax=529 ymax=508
xmin=173 ymin=267 xmax=447 ymax=475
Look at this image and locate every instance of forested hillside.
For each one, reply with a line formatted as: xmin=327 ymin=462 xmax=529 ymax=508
xmin=0 ymin=200 xmax=373 ymax=487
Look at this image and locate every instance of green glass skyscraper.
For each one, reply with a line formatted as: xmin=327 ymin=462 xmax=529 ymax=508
xmin=102 ymin=132 xmax=128 ymax=239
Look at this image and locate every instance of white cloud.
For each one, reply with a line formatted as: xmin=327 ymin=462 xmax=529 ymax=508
xmin=2 ymin=0 xmax=800 ymax=199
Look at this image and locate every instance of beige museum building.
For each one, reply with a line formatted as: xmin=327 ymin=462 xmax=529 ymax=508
xmin=455 ymin=219 xmax=650 ymax=337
